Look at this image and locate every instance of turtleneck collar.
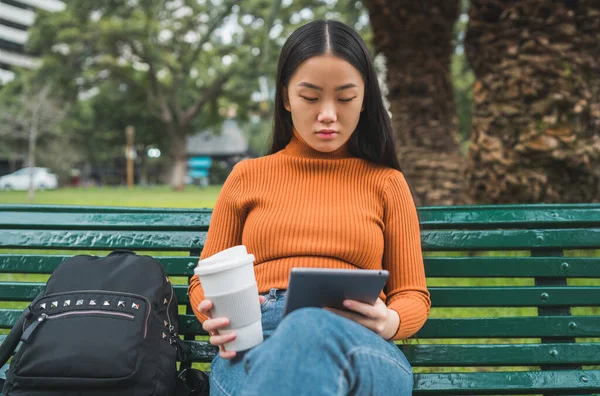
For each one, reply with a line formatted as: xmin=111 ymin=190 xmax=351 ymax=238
xmin=280 ymin=128 xmax=353 ymax=160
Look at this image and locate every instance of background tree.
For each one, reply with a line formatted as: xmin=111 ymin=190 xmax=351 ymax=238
xmin=465 ymin=0 xmax=600 ymax=203
xmin=364 ymin=0 xmax=469 ymax=206
xmin=28 ymin=0 xmax=285 ymax=189
xmin=0 ymin=74 xmax=71 ymax=200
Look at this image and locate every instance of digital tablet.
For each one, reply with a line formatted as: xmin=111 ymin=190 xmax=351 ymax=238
xmin=283 ymin=268 xmax=389 ymax=316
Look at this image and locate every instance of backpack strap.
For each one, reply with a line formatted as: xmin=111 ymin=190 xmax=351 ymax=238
xmin=0 ymin=294 xmax=43 ymax=367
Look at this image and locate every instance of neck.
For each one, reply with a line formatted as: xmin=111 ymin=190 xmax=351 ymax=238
xmin=281 ymin=128 xmax=352 ymax=160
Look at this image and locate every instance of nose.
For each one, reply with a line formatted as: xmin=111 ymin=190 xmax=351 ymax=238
xmin=317 ymin=102 xmax=337 ymax=124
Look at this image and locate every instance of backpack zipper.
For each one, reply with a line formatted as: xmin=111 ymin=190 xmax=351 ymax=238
xmin=166 ymin=283 xmax=175 ymax=335
xmin=21 ymin=310 xmax=134 ymax=343
xmin=45 ymin=310 xmax=134 ymax=320
xmin=34 ymin=290 xmax=151 ymax=338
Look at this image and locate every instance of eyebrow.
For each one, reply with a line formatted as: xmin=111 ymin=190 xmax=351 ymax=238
xmin=297 ymin=82 xmax=358 ymax=91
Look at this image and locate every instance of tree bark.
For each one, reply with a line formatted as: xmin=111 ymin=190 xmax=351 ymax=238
xmin=168 ymin=124 xmax=189 ymax=191
xmin=365 ymin=0 xmax=470 ymax=206
xmin=465 ymin=0 xmax=600 ymax=203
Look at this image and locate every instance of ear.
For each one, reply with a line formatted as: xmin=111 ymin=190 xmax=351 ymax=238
xmin=282 ymin=86 xmax=291 ymax=112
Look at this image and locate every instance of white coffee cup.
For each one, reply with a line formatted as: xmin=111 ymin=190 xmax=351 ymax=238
xmin=194 ymin=245 xmax=263 ymax=352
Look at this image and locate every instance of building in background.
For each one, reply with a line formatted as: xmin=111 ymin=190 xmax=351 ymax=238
xmin=186 ymin=119 xmax=249 ymax=185
xmin=0 ymin=0 xmax=66 ymax=85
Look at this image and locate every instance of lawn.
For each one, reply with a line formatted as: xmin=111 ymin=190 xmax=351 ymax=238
xmin=0 ymin=185 xmax=222 ymax=208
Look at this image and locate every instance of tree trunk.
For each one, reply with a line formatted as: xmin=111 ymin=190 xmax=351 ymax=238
xmin=365 ymin=0 xmax=470 ymax=206
xmin=168 ymin=124 xmax=188 ymax=191
xmin=465 ymin=0 xmax=600 ymax=203
xmin=27 ymin=120 xmax=37 ymax=202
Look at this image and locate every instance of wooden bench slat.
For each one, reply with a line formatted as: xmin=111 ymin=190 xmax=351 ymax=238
xmin=416 ymin=316 xmax=600 ymax=338
xmin=0 ymin=230 xmax=206 ymax=250
xmin=181 ymin=340 xmax=600 ymax=366
xmin=3 ymin=228 xmax=598 ymax=251
xmin=5 ymin=204 xmax=600 ymax=228
xmin=3 ymin=255 xmax=599 ymax=278
xmin=2 ymin=311 xmax=599 ymax=339
xmin=425 ymin=257 xmax=600 ymax=278
xmin=405 ymin=343 xmax=600 ymax=366
xmin=412 ymin=369 xmax=600 ymax=395
xmin=0 ymin=255 xmax=197 ymax=275
xmin=174 ymin=284 xmax=600 ymax=306
xmin=428 ymin=286 xmax=600 ymax=307
xmin=0 ymin=212 xmax=211 ymax=231
xmin=1 ymin=284 xmax=598 ymax=306
xmin=419 ymin=204 xmax=600 ymax=229
xmin=422 ymin=228 xmax=600 ymax=251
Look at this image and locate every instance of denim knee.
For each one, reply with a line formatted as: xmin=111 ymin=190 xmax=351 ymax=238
xmin=277 ymin=308 xmax=335 ymax=339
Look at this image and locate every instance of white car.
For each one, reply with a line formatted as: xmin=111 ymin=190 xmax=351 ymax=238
xmin=0 ymin=167 xmax=58 ymax=190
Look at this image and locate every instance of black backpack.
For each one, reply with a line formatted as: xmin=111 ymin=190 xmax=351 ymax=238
xmin=0 ymin=250 xmax=187 ymax=396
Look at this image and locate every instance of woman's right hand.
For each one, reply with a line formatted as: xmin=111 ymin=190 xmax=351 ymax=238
xmin=198 ymin=295 xmax=265 ymax=360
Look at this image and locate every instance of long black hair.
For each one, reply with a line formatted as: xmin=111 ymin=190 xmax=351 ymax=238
xmin=269 ymin=20 xmax=401 ymax=172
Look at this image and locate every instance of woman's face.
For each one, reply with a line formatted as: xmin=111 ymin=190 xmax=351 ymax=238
xmin=283 ymin=55 xmax=365 ymax=153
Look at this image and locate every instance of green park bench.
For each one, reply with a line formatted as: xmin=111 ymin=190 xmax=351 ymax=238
xmin=0 ymin=203 xmax=599 ymax=394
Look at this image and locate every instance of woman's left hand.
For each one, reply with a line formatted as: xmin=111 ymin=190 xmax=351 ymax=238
xmin=326 ymin=298 xmax=399 ymax=340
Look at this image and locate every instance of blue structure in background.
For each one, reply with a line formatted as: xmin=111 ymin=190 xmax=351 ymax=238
xmin=187 ymin=156 xmax=212 ymax=183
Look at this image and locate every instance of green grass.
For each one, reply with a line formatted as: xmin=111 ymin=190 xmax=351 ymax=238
xmin=0 ymin=186 xmax=222 ymax=208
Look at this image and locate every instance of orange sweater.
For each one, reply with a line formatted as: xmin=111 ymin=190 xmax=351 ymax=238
xmin=189 ymin=131 xmax=431 ymax=339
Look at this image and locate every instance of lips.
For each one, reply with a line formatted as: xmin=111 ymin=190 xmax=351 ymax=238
xmin=316 ymin=129 xmax=337 ymax=140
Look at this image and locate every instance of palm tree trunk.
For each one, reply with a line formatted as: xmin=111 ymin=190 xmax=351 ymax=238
xmin=365 ymin=0 xmax=469 ymax=206
xmin=465 ymin=0 xmax=600 ymax=203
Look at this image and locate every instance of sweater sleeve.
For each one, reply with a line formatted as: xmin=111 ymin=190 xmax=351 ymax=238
xmin=188 ymin=162 xmax=248 ymax=323
xmin=382 ymin=171 xmax=431 ymax=340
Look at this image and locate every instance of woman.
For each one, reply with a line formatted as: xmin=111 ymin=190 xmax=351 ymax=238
xmin=188 ymin=19 xmax=430 ymax=396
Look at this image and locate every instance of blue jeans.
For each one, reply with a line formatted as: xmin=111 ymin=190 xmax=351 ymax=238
xmin=210 ymin=288 xmax=413 ymax=396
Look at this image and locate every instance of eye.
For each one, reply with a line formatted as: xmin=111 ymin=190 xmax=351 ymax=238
xmin=300 ymin=96 xmax=318 ymax=102
xmin=339 ymin=97 xmax=357 ymax=103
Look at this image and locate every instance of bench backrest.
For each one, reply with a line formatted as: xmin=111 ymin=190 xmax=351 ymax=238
xmin=1 ymin=204 xmax=599 ymax=394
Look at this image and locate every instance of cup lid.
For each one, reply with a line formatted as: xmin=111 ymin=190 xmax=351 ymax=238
xmin=195 ymin=245 xmax=255 ymax=276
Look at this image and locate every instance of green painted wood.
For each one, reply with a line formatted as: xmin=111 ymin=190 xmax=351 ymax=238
xmin=4 ymin=311 xmax=598 ymax=339
xmin=415 ymin=316 xmax=600 ymax=338
xmin=0 ymin=283 xmax=46 ymax=300
xmin=0 ymin=230 xmax=206 ymax=250
xmin=174 ymin=315 xmax=600 ymax=338
xmin=425 ymin=257 xmax=600 ymax=278
xmin=4 ymin=255 xmax=599 ymax=278
xmin=180 ymin=340 xmax=600 ymax=366
xmin=3 ymin=228 xmax=600 ymax=251
xmin=412 ymin=369 xmax=600 ymax=394
xmin=418 ymin=204 xmax=600 ymax=229
xmin=0 ymin=255 xmax=197 ymax=275
xmin=4 ymin=203 xmax=600 ymax=229
xmin=427 ymin=286 xmax=600 ymax=307
xmin=0 ymin=212 xmax=211 ymax=230
xmin=178 ymin=285 xmax=600 ymax=306
xmin=2 ymin=284 xmax=598 ymax=306
xmin=404 ymin=343 xmax=600 ymax=366
xmin=421 ymin=228 xmax=600 ymax=251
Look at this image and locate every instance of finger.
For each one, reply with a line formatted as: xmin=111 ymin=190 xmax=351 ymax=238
xmin=220 ymin=350 xmax=237 ymax=359
xmin=343 ymin=299 xmax=378 ymax=319
xmin=210 ymin=332 xmax=237 ymax=346
xmin=259 ymin=295 xmax=266 ymax=304
xmin=202 ymin=317 xmax=230 ymax=333
xmin=326 ymin=307 xmax=376 ymax=329
xmin=198 ymin=299 xmax=213 ymax=314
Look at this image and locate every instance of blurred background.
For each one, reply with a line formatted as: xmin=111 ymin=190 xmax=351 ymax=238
xmin=0 ymin=0 xmax=598 ymax=207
